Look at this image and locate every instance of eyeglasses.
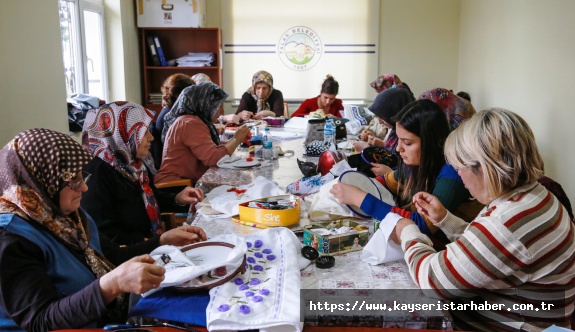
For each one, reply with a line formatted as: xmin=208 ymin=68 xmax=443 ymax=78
xmin=67 ymin=171 xmax=91 ymax=190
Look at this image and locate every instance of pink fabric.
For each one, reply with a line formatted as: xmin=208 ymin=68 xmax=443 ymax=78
xmin=291 ymin=97 xmax=343 ymax=118
xmin=156 ymin=115 xmax=229 ymax=184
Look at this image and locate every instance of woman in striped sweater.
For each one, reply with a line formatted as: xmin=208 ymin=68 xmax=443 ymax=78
xmin=395 ymin=108 xmax=575 ymax=331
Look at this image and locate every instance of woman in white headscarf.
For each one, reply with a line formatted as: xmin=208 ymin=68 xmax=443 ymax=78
xmin=236 ymin=70 xmax=285 ymax=120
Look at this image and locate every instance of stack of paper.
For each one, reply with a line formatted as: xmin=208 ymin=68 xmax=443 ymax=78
xmin=176 ymin=52 xmax=215 ymax=67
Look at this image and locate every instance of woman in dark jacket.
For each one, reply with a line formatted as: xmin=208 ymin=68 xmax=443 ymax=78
xmin=236 ymin=70 xmax=284 ymax=120
xmin=81 ymin=101 xmax=203 ymax=245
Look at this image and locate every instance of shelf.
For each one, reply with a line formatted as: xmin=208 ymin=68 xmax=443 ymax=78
xmin=140 ymin=27 xmax=222 ymax=109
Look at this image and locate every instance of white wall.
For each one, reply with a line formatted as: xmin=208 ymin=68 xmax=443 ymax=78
xmin=0 ymin=0 xmax=69 ymax=145
xmin=458 ymin=0 xmax=575 ymax=202
xmin=379 ymin=0 xmax=461 ymax=98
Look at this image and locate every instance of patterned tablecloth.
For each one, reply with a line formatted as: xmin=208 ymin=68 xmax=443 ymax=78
xmin=190 ymin=128 xmax=453 ymax=330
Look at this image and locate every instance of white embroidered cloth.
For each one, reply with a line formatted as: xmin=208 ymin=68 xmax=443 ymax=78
xmin=207 ymin=227 xmax=304 ymax=332
xmin=207 ymin=176 xmax=285 ymax=217
xmin=361 ymin=212 xmax=404 ymax=265
xmin=142 ymin=234 xmax=247 ymax=297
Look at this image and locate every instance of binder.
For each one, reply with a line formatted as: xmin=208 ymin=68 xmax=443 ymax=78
xmin=153 ymin=35 xmax=168 ymax=66
xmin=146 ymin=35 xmax=161 ymax=66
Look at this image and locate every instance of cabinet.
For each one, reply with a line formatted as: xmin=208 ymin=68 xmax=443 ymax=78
xmin=140 ymin=28 xmax=221 ymax=112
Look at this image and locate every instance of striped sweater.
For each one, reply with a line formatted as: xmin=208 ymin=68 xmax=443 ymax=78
xmin=400 ymin=182 xmax=575 ymax=331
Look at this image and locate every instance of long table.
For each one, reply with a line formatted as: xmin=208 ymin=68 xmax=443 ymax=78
xmin=189 ymin=127 xmax=454 ymax=330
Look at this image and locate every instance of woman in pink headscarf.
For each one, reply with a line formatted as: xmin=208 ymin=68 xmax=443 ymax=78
xmin=419 ymin=88 xmax=476 ymax=130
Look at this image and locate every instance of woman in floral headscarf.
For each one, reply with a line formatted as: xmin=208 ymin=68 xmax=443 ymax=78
xmin=81 ymin=101 xmax=204 ymax=245
xmin=419 ymin=88 xmax=476 ymax=131
xmin=236 ymin=70 xmax=285 ymax=120
xmin=156 ymin=82 xmax=250 ymax=185
xmin=0 ymin=128 xmax=206 ymax=331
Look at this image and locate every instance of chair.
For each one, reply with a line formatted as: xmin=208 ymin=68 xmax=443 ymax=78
xmin=283 ymin=102 xmax=289 ymax=117
xmin=156 ymin=179 xmax=193 ymax=230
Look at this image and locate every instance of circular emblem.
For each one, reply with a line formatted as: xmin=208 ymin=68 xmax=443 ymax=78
xmin=278 ymin=26 xmax=322 ymax=71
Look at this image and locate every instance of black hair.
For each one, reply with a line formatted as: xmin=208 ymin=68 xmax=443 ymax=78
xmin=393 ymin=99 xmax=451 ymax=204
xmin=456 ymin=91 xmax=471 ymax=102
xmin=321 ymin=75 xmax=339 ymax=95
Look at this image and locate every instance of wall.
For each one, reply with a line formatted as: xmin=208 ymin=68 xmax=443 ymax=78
xmin=0 ymin=0 xmax=69 ymax=145
xmin=220 ymin=0 xmax=380 ymax=101
xmin=458 ymin=0 xmax=575 ymax=201
xmin=379 ymin=0 xmax=460 ymax=98
xmin=0 ymin=1 xmax=460 ymax=143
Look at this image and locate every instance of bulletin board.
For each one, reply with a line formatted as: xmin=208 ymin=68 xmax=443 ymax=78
xmin=220 ymin=0 xmax=380 ymax=101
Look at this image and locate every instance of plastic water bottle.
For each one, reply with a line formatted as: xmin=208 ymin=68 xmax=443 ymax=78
xmin=262 ymin=127 xmax=273 ymax=160
xmin=323 ymin=119 xmax=335 ymax=149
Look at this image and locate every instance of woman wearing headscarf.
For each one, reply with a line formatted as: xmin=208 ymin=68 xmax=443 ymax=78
xmin=359 ymin=74 xmax=415 ymax=143
xmin=81 ymin=101 xmax=204 ymax=245
xmin=0 ymin=128 xmax=206 ymax=331
xmin=419 ymin=88 xmax=476 ymax=131
xmin=156 ymin=82 xmax=250 ymax=185
xmin=352 ymin=88 xmax=415 ymax=158
xmin=236 ymin=70 xmax=285 ymax=120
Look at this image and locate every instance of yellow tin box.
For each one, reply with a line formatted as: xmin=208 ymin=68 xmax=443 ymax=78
xmin=237 ymin=195 xmax=301 ymax=228
xmin=303 ymin=219 xmax=369 ymax=255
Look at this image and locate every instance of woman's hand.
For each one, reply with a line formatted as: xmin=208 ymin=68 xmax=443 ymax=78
xmin=253 ymin=110 xmax=274 ymax=120
xmin=99 ymin=255 xmax=165 ymax=302
xmin=175 ymin=187 xmax=204 ymax=206
xmin=214 ymin=123 xmax=226 ymax=135
xmin=371 ymin=162 xmax=393 ymax=177
xmin=330 ymin=181 xmax=368 ymax=207
xmin=325 ymin=113 xmax=337 ymax=119
xmin=222 ymin=114 xmax=241 ymax=124
xmin=367 ymin=135 xmax=384 ymax=147
xmin=412 ymin=192 xmax=447 ymax=224
xmin=359 ymin=130 xmax=374 ymax=141
xmin=159 ymin=225 xmax=207 ymax=246
xmin=238 ymin=111 xmax=253 ymax=121
xmin=389 ymin=218 xmax=415 ymax=245
xmin=232 ymin=124 xmax=251 ymax=142
xmin=352 ymin=140 xmax=370 ymax=152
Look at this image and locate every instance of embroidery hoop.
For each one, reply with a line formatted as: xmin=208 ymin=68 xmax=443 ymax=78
xmin=174 ymin=242 xmax=247 ymax=291
xmin=339 ymin=170 xmax=382 ymax=218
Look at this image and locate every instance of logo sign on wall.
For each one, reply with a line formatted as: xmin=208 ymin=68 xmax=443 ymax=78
xmin=278 ymin=26 xmax=322 ymax=71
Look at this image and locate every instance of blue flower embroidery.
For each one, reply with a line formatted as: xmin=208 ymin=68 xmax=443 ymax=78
xmin=217 ymin=238 xmax=275 ymax=315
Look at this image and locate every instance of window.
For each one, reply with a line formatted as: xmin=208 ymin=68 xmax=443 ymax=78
xmin=58 ymin=0 xmax=108 ymax=101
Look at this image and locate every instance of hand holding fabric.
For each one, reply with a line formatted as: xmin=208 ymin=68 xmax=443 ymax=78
xmin=330 ymin=181 xmax=367 ymax=207
xmin=99 ymin=254 xmax=165 ymax=302
xmin=412 ymin=191 xmax=447 ymax=224
xmin=159 ymin=225 xmax=207 ymax=246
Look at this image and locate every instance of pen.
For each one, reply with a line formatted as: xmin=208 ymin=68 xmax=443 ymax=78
xmin=162 ymin=322 xmax=200 ymax=332
xmin=103 ymin=323 xmax=156 ymax=330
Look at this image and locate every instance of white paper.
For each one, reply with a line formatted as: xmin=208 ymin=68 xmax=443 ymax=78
xmin=361 ymin=212 xmax=404 ymax=265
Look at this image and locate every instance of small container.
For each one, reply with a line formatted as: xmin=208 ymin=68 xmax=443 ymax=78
xmin=272 ymin=146 xmax=280 ymax=159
